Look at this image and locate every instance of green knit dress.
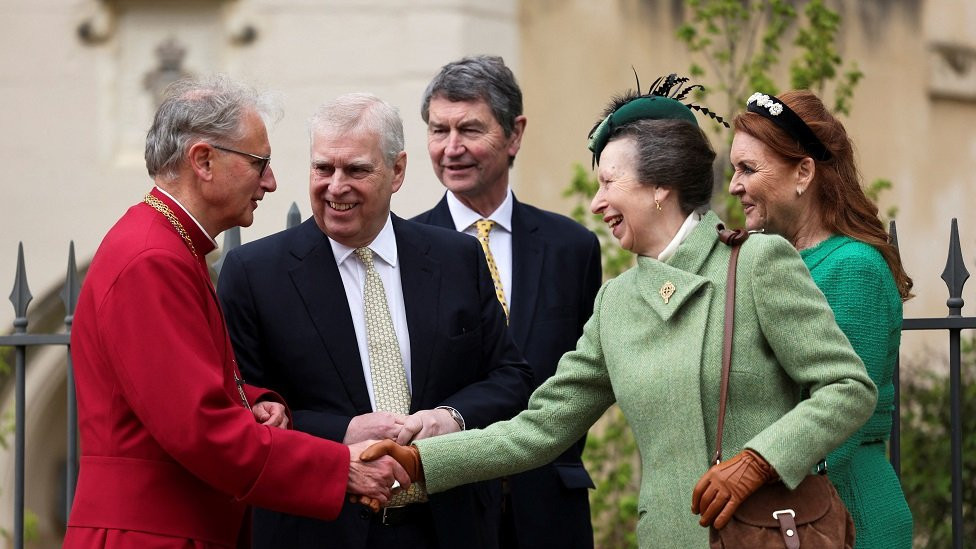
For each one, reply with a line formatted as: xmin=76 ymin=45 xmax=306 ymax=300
xmin=801 ymin=235 xmax=913 ymax=548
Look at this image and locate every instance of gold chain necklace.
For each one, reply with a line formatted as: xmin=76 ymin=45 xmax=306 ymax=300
xmin=143 ymin=193 xmax=249 ymax=408
xmin=144 ymin=193 xmax=198 ymax=258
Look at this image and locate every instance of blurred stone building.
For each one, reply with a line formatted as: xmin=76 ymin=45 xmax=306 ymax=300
xmin=0 ymin=1 xmax=973 ymax=546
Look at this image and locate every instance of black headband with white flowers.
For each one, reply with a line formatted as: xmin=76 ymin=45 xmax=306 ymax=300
xmin=746 ymin=92 xmax=832 ymax=161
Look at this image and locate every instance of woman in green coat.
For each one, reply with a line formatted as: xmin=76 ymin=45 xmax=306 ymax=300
xmin=730 ymin=90 xmax=914 ymax=548
xmin=361 ymin=78 xmax=877 ymax=548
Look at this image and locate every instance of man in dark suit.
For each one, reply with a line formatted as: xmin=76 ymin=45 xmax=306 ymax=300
xmin=413 ymin=55 xmax=601 ymax=549
xmin=217 ymin=92 xmax=533 ymax=549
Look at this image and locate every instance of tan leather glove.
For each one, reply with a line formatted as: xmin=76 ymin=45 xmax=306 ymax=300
xmin=350 ymin=441 xmax=425 ymax=512
xmin=360 ymin=440 xmax=425 ymax=483
xmin=691 ymin=449 xmax=777 ymax=529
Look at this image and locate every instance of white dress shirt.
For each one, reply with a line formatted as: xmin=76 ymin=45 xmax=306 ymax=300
xmin=446 ymin=188 xmax=514 ymax=309
xmin=329 ymin=215 xmax=412 ymax=411
xmin=658 ymin=211 xmax=702 ymax=263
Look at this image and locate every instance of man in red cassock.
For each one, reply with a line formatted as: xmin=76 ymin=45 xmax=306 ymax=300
xmin=64 ymin=75 xmax=409 ymax=549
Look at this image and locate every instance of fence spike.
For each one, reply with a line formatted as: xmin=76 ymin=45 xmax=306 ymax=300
xmin=212 ymin=227 xmax=242 ymax=277
xmin=222 ymin=226 xmax=241 ymax=251
xmin=287 ymin=202 xmax=301 ymax=228
xmin=940 ymin=218 xmax=968 ymax=315
xmin=61 ymin=241 xmax=80 ymax=322
xmin=9 ymin=242 xmax=33 ymax=330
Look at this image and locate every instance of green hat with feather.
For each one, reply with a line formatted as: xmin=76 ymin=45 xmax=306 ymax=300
xmin=587 ymin=73 xmax=728 ymax=166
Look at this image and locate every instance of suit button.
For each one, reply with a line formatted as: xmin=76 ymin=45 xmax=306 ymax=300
xmin=359 ymin=509 xmax=371 ymax=520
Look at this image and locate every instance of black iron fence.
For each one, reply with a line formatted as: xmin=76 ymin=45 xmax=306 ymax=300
xmin=0 ymin=243 xmax=78 ymax=549
xmin=890 ymin=219 xmax=975 ymax=549
xmin=0 ymin=214 xmax=972 ymax=549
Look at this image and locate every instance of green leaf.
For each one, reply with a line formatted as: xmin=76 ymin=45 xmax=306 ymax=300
xmin=677 ymin=24 xmax=697 ymax=43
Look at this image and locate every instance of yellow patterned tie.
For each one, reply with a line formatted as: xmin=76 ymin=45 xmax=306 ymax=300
xmin=475 ymin=219 xmax=510 ymax=322
xmin=354 ymin=247 xmax=427 ymax=504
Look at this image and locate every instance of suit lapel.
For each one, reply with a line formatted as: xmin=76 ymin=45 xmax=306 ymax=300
xmin=424 ymin=195 xmax=455 ymax=229
xmin=510 ymin=198 xmax=543 ymax=348
xmin=394 ymin=216 xmax=440 ymax=411
xmin=288 ymin=220 xmax=372 ymax=413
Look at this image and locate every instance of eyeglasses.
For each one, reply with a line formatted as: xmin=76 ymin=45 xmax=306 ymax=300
xmin=212 ymin=144 xmax=271 ymax=177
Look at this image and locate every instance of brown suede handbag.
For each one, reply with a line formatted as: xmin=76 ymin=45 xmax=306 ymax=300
xmin=708 ymin=226 xmax=855 ymax=549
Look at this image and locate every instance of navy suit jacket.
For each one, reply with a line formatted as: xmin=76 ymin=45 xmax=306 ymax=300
xmin=217 ymin=214 xmax=533 ymax=549
xmin=414 ymin=195 xmax=602 ymax=549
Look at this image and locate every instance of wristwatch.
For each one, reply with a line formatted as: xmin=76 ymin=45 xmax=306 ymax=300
xmin=435 ymin=405 xmax=466 ymax=431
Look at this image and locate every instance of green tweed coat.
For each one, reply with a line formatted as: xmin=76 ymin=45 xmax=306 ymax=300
xmin=416 ymin=212 xmax=877 ymax=548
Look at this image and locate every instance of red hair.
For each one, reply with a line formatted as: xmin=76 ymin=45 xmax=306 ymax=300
xmin=733 ymin=90 xmax=913 ymax=300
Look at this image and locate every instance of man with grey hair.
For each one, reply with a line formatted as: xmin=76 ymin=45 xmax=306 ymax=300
xmin=414 ymin=55 xmax=601 ymax=549
xmin=65 ymin=77 xmax=409 ymax=549
xmin=218 ymin=92 xmax=532 ymax=549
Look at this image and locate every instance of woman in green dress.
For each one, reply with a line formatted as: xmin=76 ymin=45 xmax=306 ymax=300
xmin=729 ymin=89 xmax=914 ymax=548
xmin=360 ymin=77 xmax=877 ymax=548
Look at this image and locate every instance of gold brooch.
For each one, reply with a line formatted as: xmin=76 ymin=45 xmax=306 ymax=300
xmin=659 ymin=281 xmax=676 ymax=304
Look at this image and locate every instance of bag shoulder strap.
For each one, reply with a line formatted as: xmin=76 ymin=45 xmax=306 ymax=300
xmin=713 ymin=224 xmax=750 ymax=465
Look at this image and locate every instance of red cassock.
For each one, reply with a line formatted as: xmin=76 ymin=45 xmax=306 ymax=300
xmin=65 ymin=188 xmax=350 ymax=548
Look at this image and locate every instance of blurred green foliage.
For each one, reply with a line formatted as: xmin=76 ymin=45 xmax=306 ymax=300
xmin=0 ymin=348 xmax=10 ymax=377
xmin=900 ymin=337 xmax=976 ymax=548
xmin=865 ymin=178 xmax=899 ymax=225
xmin=0 ymin=409 xmax=40 ymax=544
xmin=583 ymin=406 xmax=640 ymax=549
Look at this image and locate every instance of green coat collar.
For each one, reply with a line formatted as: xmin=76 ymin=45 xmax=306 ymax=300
xmin=635 ymin=211 xmax=724 ymax=322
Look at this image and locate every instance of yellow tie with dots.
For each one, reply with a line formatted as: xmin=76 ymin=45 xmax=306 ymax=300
xmin=354 ymin=247 xmax=427 ymax=504
xmin=475 ymin=219 xmax=509 ymax=323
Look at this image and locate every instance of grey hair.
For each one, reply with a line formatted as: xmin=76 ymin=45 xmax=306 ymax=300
xmin=144 ymin=74 xmax=280 ymax=180
xmin=308 ymin=93 xmax=404 ymax=166
xmin=609 ymin=119 xmax=716 ymax=214
xmin=421 ymin=55 xmax=522 ymax=137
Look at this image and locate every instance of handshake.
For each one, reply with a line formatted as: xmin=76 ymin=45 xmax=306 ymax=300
xmin=342 ymin=408 xmax=457 ymax=512
xmin=346 ymin=440 xmax=425 ymax=512
xmin=255 ymin=404 xmax=449 ymax=513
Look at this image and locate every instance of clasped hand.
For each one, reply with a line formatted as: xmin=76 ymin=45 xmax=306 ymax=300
xmin=251 ymin=401 xmax=288 ymax=429
xmin=342 ymin=409 xmax=459 ymax=445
